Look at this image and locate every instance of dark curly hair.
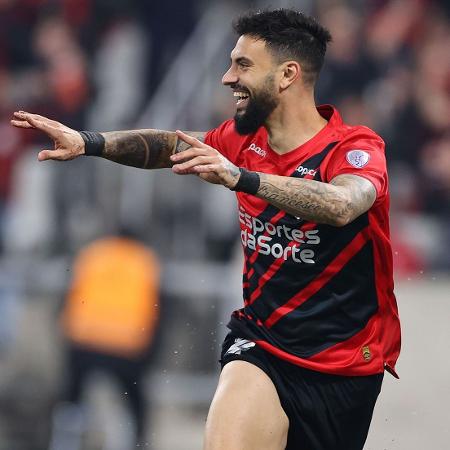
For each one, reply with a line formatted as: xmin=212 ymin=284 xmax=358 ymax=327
xmin=233 ymin=9 xmax=332 ymax=85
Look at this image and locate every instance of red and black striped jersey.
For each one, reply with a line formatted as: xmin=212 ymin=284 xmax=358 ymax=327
xmin=205 ymin=105 xmax=401 ymax=377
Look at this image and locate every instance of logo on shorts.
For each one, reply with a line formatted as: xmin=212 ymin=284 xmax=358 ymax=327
xmin=225 ymin=338 xmax=256 ymax=355
xmin=362 ymin=345 xmax=371 ymax=362
xmin=346 ymin=150 xmax=370 ymax=168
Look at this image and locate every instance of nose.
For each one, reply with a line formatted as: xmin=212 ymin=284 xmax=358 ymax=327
xmin=222 ymin=66 xmax=238 ymax=86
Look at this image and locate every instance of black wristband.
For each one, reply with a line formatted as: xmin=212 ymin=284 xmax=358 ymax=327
xmin=79 ymin=131 xmax=105 ymax=157
xmin=231 ymin=168 xmax=260 ymax=195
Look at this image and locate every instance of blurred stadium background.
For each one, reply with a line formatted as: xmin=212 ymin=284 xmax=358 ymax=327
xmin=0 ymin=0 xmax=449 ymax=449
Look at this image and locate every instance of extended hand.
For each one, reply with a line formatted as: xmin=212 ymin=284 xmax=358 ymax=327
xmin=171 ymin=130 xmax=241 ymax=189
xmin=11 ymin=111 xmax=85 ymax=161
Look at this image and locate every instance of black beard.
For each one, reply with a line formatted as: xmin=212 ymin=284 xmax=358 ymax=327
xmin=234 ymin=77 xmax=278 ymax=135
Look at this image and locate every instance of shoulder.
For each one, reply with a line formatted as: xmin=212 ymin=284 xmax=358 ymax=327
xmin=321 ymin=122 xmax=389 ymax=199
xmin=337 ymin=124 xmax=385 ymax=153
xmin=323 ymin=124 xmax=387 ymax=172
xmin=318 ymin=105 xmax=385 ymax=154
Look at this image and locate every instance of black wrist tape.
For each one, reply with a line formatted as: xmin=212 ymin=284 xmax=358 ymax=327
xmin=79 ymin=131 xmax=105 ymax=157
xmin=231 ymin=168 xmax=260 ymax=195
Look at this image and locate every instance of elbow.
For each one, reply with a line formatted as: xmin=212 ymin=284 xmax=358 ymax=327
xmin=329 ymin=201 xmax=354 ymax=227
xmin=331 ymin=215 xmax=352 ymax=227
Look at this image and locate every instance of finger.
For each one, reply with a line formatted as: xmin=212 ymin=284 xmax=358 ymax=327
xmin=172 ymin=162 xmax=207 ymax=175
xmin=172 ymin=165 xmax=198 ymax=175
xmin=192 ymin=164 xmax=220 ymax=173
xmin=13 ymin=111 xmax=35 ymax=121
xmin=38 ymin=149 xmax=69 ymax=161
xmin=172 ymin=155 xmax=215 ymax=173
xmin=170 ymin=147 xmax=209 ymax=162
xmin=14 ymin=111 xmax=57 ymax=124
xmin=13 ymin=111 xmax=29 ymax=118
xmin=10 ymin=119 xmax=35 ymax=129
xmin=28 ymin=113 xmax=62 ymax=128
xmin=171 ymin=163 xmax=200 ymax=175
xmin=175 ymin=130 xmax=206 ymax=147
xmin=16 ymin=112 xmax=59 ymax=139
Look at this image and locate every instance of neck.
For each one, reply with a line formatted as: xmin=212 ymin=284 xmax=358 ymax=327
xmin=265 ymin=91 xmax=328 ymax=154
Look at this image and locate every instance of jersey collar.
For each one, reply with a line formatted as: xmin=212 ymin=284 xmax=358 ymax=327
xmin=263 ymin=104 xmax=342 ymax=163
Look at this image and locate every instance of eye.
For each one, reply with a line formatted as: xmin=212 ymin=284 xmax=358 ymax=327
xmin=237 ymin=61 xmax=250 ymax=70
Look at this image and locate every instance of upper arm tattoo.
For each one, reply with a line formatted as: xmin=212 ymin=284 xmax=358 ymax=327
xmin=330 ymin=174 xmax=377 ymax=221
xmin=256 ymin=173 xmax=377 ymax=227
xmin=102 ymin=130 xmax=205 ymax=169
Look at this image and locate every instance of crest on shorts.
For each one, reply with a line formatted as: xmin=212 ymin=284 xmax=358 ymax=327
xmin=225 ymin=338 xmax=256 ymax=355
xmin=346 ymin=150 xmax=370 ymax=169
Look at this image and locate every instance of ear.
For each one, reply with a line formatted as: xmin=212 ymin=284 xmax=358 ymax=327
xmin=279 ymin=61 xmax=301 ymax=90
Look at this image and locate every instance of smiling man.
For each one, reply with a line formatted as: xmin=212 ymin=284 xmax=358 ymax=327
xmin=11 ymin=9 xmax=401 ymax=450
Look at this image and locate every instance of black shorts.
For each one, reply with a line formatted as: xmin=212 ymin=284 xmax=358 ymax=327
xmin=220 ymin=333 xmax=383 ymax=450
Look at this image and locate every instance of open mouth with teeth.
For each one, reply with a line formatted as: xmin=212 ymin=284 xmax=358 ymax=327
xmin=234 ymin=91 xmax=250 ymax=109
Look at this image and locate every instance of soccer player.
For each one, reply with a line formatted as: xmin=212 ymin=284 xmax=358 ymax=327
xmin=12 ymin=9 xmax=401 ymax=450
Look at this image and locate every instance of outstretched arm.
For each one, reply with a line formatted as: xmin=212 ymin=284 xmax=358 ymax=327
xmin=101 ymin=129 xmax=205 ymax=169
xmin=171 ymin=131 xmax=376 ymax=227
xmin=10 ymin=111 xmax=205 ymax=169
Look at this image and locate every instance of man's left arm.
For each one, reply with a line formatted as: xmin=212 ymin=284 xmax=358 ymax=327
xmin=256 ymin=173 xmax=376 ymax=227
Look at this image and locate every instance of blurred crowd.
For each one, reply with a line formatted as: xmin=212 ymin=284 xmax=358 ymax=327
xmin=0 ymin=0 xmax=201 ymax=254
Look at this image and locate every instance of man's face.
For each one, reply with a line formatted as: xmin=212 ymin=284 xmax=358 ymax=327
xmin=222 ymin=35 xmax=280 ymax=135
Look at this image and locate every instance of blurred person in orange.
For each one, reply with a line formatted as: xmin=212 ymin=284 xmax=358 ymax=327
xmin=50 ymin=231 xmax=160 ymax=450
xmin=12 ymin=8 xmax=401 ymax=450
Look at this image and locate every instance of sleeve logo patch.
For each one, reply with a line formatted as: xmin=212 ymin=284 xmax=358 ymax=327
xmin=346 ymin=150 xmax=370 ymax=168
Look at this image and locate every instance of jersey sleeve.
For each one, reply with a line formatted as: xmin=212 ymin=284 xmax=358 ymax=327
xmin=205 ymin=119 xmax=240 ymax=164
xmin=323 ymin=129 xmax=388 ymax=203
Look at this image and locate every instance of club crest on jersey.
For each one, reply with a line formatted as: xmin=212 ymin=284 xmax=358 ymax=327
xmin=248 ymin=143 xmax=267 ymax=157
xmin=346 ymin=150 xmax=370 ymax=168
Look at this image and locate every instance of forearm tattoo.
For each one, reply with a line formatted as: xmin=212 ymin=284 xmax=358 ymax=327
xmin=102 ymin=130 xmax=205 ymax=169
xmin=256 ymin=174 xmax=376 ymax=226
